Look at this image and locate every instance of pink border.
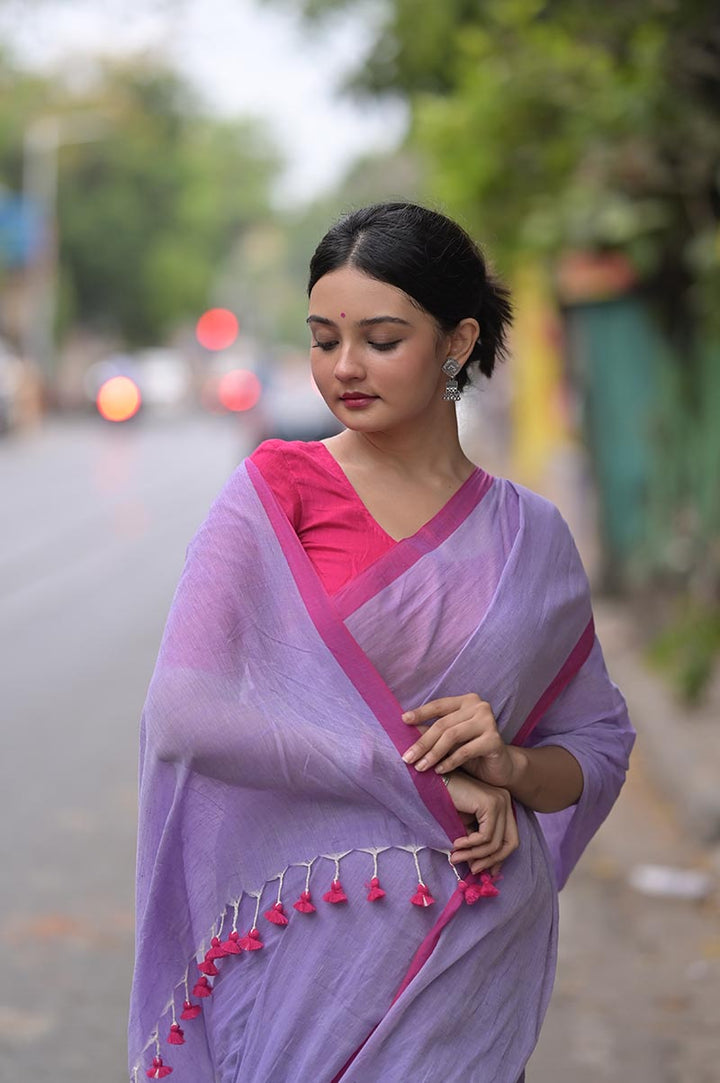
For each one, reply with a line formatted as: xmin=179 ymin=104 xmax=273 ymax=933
xmin=512 ymin=617 xmax=595 ymax=747
xmin=332 ymin=616 xmax=597 ymax=1078
xmin=247 ymin=460 xmax=466 ymax=842
xmin=330 ymin=882 xmax=472 ymax=1080
xmin=249 ymin=460 xmax=593 ymax=1081
xmin=332 ymin=467 xmax=494 ymax=619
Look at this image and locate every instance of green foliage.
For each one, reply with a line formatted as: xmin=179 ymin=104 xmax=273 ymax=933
xmin=281 ymin=0 xmax=720 ymax=314
xmin=649 ymin=601 xmax=720 ymax=705
xmin=0 ymin=52 xmax=280 ymax=345
xmin=281 ymin=0 xmax=720 ymax=614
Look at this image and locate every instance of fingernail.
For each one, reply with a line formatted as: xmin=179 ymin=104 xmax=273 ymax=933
xmin=401 ymin=750 xmax=415 ymax=763
xmin=401 ymin=711 xmax=413 ymax=722
xmin=415 ymin=758 xmax=428 ymax=771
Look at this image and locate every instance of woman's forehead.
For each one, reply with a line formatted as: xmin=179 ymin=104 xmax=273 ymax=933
xmin=308 ymin=268 xmax=418 ymax=319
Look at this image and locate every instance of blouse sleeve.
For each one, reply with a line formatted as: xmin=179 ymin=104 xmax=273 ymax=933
xmin=525 ymin=633 xmax=636 ymax=889
xmin=249 ymin=439 xmax=302 ymax=528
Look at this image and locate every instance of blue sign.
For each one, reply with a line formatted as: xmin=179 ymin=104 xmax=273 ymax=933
xmin=0 ymin=193 xmax=44 ymax=268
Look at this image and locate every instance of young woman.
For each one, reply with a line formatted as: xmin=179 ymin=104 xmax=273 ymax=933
xmin=129 ymin=203 xmax=635 ymax=1082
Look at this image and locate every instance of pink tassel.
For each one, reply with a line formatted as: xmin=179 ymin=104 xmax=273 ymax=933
xmin=323 ymin=878 xmax=348 ymax=903
xmin=479 ymin=872 xmax=500 ymax=897
xmin=366 ymin=876 xmax=386 ymax=901
xmin=197 ymin=955 xmax=220 ymax=976
xmin=239 ymin=927 xmax=264 ymax=951
xmin=264 ymin=901 xmax=289 ymax=926
xmin=146 ymin=1056 xmax=172 ymax=1078
xmin=192 ymin=976 xmax=212 ymax=998
xmin=293 ymin=889 xmax=316 ymax=913
xmin=220 ymin=930 xmax=242 ymax=955
xmin=410 ymin=882 xmax=435 ymax=907
xmin=180 ymin=1000 xmax=201 ymax=1020
xmin=206 ymin=935 xmax=228 ymax=960
xmin=167 ymin=1023 xmax=185 ymax=1045
xmin=460 ymin=881 xmax=484 ymax=905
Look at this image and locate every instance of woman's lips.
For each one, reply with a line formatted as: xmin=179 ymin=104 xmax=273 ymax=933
xmin=339 ymin=394 xmax=378 ymax=409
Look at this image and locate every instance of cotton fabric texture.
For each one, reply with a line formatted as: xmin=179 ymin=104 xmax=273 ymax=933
xmin=250 ymin=438 xmax=399 ymax=595
xmin=129 ymin=454 xmax=635 ymax=1082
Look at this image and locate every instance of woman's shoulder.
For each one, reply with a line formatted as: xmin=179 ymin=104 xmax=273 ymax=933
xmin=498 ymin=476 xmax=564 ymax=523
xmin=497 ymin=476 xmax=581 ymax=552
xmin=250 ymin=438 xmax=324 ymax=469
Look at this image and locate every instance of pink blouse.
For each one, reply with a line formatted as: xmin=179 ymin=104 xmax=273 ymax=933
xmin=250 ymin=439 xmax=396 ymax=595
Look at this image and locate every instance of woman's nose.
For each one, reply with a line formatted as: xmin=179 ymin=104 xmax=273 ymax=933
xmin=333 ymin=344 xmax=365 ymax=381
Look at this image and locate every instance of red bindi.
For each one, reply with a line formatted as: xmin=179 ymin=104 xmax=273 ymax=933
xmin=340 ymin=312 xmax=346 ymax=318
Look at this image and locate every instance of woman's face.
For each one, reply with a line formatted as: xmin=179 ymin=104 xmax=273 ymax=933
xmin=307 ymin=266 xmax=449 ymax=434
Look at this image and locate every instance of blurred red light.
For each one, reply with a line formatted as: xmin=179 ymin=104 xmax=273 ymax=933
xmin=96 ymin=376 xmax=141 ymax=422
xmin=217 ymin=369 xmax=261 ymax=412
xmin=196 ymin=308 xmax=239 ymax=351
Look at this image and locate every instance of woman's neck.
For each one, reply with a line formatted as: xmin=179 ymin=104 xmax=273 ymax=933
xmin=327 ymin=412 xmax=474 ymax=484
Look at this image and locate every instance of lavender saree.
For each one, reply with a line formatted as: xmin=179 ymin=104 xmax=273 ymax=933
xmin=129 ymin=460 xmax=634 ymax=1082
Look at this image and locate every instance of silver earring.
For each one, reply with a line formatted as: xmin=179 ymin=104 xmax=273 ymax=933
xmin=442 ymin=357 xmax=461 ymax=401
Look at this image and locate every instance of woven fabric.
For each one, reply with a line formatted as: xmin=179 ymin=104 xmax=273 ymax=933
xmin=128 ymin=460 xmax=634 ymax=1082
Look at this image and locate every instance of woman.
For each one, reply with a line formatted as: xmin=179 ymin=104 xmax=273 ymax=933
xmin=129 ymin=203 xmax=635 ymax=1082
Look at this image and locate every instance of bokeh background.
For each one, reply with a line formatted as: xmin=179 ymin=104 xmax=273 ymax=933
xmin=1 ymin=1 xmax=719 ymax=1080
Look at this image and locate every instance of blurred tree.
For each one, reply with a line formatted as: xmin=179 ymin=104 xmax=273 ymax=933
xmin=0 ymin=50 xmax=280 ymax=345
xmin=279 ymin=0 xmax=720 ymax=339
xmin=277 ymin=0 xmax=720 ymax=696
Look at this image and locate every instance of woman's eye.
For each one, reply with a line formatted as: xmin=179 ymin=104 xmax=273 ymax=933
xmin=311 ymin=340 xmax=338 ymax=352
xmin=369 ymin=340 xmax=401 ymax=352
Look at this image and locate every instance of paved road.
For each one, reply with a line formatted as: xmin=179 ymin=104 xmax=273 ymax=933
xmin=0 ymin=414 xmax=244 ymax=1081
xmin=1 ymin=416 xmax=718 ymax=1082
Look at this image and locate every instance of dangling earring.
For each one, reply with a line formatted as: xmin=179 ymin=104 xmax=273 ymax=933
xmin=442 ymin=357 xmax=461 ymax=402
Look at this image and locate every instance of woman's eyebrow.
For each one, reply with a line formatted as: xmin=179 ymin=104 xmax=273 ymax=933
xmin=306 ymin=315 xmax=411 ymax=327
xmin=358 ymin=316 xmax=412 ymax=327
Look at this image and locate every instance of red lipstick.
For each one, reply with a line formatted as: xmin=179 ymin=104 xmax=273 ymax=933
xmin=339 ymin=392 xmax=378 ymax=409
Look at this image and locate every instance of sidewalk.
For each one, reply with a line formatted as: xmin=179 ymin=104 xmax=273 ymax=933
xmin=594 ymin=599 xmax=720 ymax=849
xmin=538 ymin=444 xmax=720 ymax=853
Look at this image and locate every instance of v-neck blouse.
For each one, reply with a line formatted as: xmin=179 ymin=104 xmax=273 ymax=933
xmin=250 ymin=439 xmax=398 ymax=596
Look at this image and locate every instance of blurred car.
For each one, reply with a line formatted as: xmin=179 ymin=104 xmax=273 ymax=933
xmin=84 ymin=348 xmax=194 ymax=420
xmin=134 ymin=348 xmax=193 ymax=415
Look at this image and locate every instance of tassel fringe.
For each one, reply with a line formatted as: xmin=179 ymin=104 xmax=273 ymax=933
xmin=132 ymin=843 xmax=499 ymax=1080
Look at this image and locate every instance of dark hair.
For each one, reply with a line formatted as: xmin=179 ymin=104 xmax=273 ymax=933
xmin=308 ymin=202 xmax=512 ymax=390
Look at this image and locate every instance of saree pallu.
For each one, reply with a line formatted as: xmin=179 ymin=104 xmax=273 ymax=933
xmin=129 ymin=461 xmax=634 ymax=1082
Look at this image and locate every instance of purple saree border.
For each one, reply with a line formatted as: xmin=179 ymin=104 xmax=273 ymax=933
xmin=512 ymin=617 xmax=596 ymax=748
xmin=246 ymin=460 xmax=465 ymax=843
xmin=332 ymin=467 xmax=495 ymax=620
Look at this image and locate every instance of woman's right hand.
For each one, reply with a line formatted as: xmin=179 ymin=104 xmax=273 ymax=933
xmin=445 ymin=771 xmax=519 ymax=876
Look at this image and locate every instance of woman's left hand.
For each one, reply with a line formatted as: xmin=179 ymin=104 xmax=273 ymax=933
xmin=401 ymin=694 xmax=516 ymax=790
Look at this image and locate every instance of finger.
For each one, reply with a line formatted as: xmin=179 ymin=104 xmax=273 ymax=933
xmin=475 ymin=836 xmax=517 ymax=869
xmin=452 ymin=795 xmax=504 ymax=847
xmin=451 ymin=841 xmax=504 ymax=865
xmin=401 ymin=697 xmax=466 ymax=726
xmin=433 ymin=733 xmax=498 ymax=774
xmin=470 ymin=857 xmax=502 ymax=874
xmin=452 ymin=814 xmax=503 ymax=856
xmin=465 ymin=823 xmax=520 ymax=872
xmin=401 ymin=709 xmax=470 ymax=766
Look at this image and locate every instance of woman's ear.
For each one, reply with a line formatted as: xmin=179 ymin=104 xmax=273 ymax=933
xmin=449 ymin=318 xmax=480 ymax=367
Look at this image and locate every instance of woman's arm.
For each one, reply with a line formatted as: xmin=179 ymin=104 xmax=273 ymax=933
xmin=402 ymin=693 xmax=584 ymax=813
xmin=481 ymin=744 xmax=583 ymax=813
